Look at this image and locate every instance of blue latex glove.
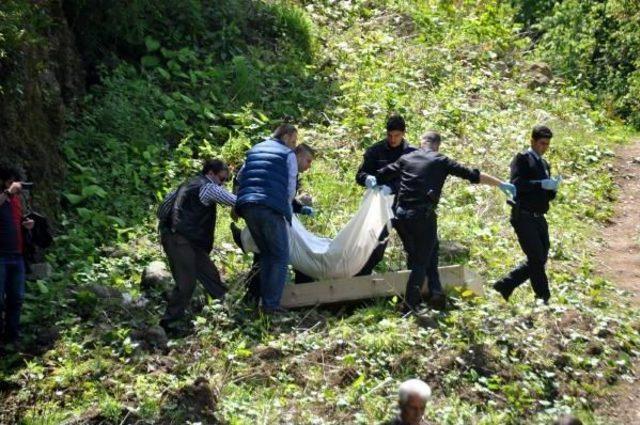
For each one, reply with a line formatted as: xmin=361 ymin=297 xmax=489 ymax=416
xmin=499 ymin=182 xmax=516 ymax=198
xmin=380 ymin=185 xmax=392 ymax=196
xmin=540 ymin=178 xmax=559 ymax=191
xmin=300 ymin=206 xmax=315 ymax=216
xmin=365 ymin=175 xmax=377 ymax=189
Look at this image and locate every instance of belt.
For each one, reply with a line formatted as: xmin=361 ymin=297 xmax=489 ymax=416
xmin=519 ymin=209 xmax=544 ymax=218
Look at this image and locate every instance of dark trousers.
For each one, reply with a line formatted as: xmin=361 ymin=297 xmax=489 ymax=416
xmin=245 ymin=255 xmax=312 ymax=303
xmin=161 ymin=232 xmax=226 ymax=323
xmin=240 ymin=205 xmax=289 ymax=310
xmin=499 ymin=211 xmax=551 ymax=301
xmin=0 ymin=254 xmax=25 ymax=342
xmin=355 ymin=226 xmax=390 ymax=276
xmin=395 ymin=212 xmax=441 ymax=309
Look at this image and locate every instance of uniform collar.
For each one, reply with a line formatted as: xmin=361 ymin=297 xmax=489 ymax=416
xmin=527 ymin=147 xmax=543 ymax=161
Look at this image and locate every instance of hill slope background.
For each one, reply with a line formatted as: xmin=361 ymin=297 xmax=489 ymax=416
xmin=1 ymin=1 xmax=639 ymax=424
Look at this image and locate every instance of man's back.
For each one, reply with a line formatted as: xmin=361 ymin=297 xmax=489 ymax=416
xmin=389 ymin=149 xmax=479 ymax=211
xmin=236 ymin=138 xmax=293 ymax=220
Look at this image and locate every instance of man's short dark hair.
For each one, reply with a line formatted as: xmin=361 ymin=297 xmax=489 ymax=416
xmin=202 ymin=159 xmax=228 ymax=175
xmin=0 ymin=162 xmax=23 ymax=183
xmin=273 ymin=123 xmax=298 ymax=139
xmin=386 ymin=114 xmax=406 ymax=133
xmin=295 ymin=143 xmax=315 ymax=157
xmin=531 ymin=125 xmax=553 ymax=141
xmin=421 ymin=131 xmax=442 ymax=145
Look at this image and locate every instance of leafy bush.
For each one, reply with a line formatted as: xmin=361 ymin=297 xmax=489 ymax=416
xmin=2 ymin=1 xmax=639 ymax=425
xmin=513 ymin=0 xmax=640 ymax=127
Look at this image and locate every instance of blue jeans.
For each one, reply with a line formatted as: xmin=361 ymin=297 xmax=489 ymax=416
xmin=0 ymin=254 xmax=26 ymax=341
xmin=240 ymin=205 xmax=290 ymax=309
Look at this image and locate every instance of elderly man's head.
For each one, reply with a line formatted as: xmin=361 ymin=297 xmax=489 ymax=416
xmin=398 ymin=379 xmax=431 ymax=425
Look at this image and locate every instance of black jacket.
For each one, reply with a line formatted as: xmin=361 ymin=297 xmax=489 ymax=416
xmin=172 ymin=176 xmax=218 ymax=252
xmin=383 ymin=416 xmax=431 ymax=425
xmin=510 ymin=150 xmax=556 ymax=214
xmin=377 ymin=149 xmax=480 ymax=213
xmin=355 ymin=139 xmax=416 ymax=194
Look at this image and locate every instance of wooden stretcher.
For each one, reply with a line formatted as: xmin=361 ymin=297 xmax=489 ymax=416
xmin=280 ymin=265 xmax=484 ymax=309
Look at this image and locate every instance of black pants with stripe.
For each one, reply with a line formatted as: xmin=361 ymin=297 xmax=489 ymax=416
xmin=500 ymin=211 xmax=551 ymax=301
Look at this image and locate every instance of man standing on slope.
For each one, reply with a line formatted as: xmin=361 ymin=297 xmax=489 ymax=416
xmin=0 ymin=164 xmax=35 ymax=348
xmin=377 ymin=131 xmax=516 ymax=311
xmin=493 ymin=125 xmax=560 ymax=304
xmin=235 ymin=124 xmax=299 ymax=314
xmin=158 ymin=159 xmax=235 ymax=331
xmin=355 ymin=114 xmax=416 ymax=275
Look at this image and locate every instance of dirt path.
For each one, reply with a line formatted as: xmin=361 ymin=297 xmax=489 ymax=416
xmin=595 ymin=140 xmax=640 ymax=424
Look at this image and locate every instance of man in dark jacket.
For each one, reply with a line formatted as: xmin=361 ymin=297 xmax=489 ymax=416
xmin=493 ymin=125 xmax=560 ymax=304
xmin=0 ymin=164 xmax=34 ymax=346
xmin=355 ymin=114 xmax=416 ymax=275
xmin=378 ymin=131 xmax=515 ymax=311
xmin=236 ymin=124 xmax=299 ymax=314
xmin=159 ymin=159 xmax=235 ymax=329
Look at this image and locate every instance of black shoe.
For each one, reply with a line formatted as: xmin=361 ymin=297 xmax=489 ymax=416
xmin=427 ymin=292 xmax=447 ymax=311
xmin=492 ymin=281 xmax=513 ymax=301
xmin=260 ymin=306 xmax=289 ymax=315
xmin=230 ymin=222 xmax=245 ymax=253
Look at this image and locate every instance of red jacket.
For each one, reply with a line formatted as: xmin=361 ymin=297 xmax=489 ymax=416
xmin=0 ymin=194 xmax=24 ymax=255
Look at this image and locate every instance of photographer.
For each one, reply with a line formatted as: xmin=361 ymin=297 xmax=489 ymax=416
xmin=0 ymin=164 xmax=34 ymax=347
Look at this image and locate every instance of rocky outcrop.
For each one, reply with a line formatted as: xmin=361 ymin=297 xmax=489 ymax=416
xmin=0 ymin=0 xmax=85 ymax=222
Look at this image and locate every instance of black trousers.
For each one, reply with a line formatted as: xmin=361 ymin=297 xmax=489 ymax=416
xmin=394 ymin=212 xmax=441 ymax=309
xmin=161 ymin=232 xmax=226 ymax=323
xmin=500 ymin=211 xmax=551 ymax=301
xmin=355 ymin=226 xmax=390 ymax=276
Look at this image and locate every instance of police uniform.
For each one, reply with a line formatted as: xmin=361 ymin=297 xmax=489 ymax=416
xmin=494 ymin=148 xmax=556 ymax=302
xmin=355 ymin=139 xmax=416 ymax=275
xmin=377 ymin=148 xmax=481 ymax=310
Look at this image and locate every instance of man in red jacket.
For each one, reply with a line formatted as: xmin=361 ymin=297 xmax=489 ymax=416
xmin=0 ymin=164 xmax=34 ymax=347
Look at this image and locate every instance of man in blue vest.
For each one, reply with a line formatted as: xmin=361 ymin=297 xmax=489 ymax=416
xmin=236 ymin=124 xmax=299 ymax=314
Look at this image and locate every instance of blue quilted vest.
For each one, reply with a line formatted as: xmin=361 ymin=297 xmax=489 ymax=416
xmin=236 ymin=138 xmax=293 ymax=221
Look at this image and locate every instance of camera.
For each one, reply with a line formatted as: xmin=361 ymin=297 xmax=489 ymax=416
xmin=21 ymin=182 xmax=34 ymax=190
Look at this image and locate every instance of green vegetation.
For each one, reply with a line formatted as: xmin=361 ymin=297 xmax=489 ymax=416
xmin=1 ymin=1 xmax=639 ymax=424
xmin=512 ymin=0 xmax=640 ymax=128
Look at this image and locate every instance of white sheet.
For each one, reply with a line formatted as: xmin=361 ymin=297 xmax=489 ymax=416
xmin=240 ymin=189 xmax=394 ymax=279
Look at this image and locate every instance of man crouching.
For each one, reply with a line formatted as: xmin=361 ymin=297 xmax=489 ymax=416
xmin=157 ymin=159 xmax=235 ymax=331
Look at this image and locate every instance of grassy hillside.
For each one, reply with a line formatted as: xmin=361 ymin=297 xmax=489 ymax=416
xmin=1 ymin=1 xmax=639 ymax=424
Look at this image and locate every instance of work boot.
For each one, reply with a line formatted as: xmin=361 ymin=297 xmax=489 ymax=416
xmin=492 ymin=280 xmax=513 ymax=301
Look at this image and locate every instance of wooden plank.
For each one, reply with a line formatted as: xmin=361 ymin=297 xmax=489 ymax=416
xmin=280 ymin=265 xmax=482 ymax=309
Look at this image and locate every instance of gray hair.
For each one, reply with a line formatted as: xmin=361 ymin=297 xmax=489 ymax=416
xmin=421 ymin=131 xmax=441 ymax=146
xmin=398 ymin=379 xmax=431 ymax=404
xmin=272 ymin=123 xmax=298 ymax=139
